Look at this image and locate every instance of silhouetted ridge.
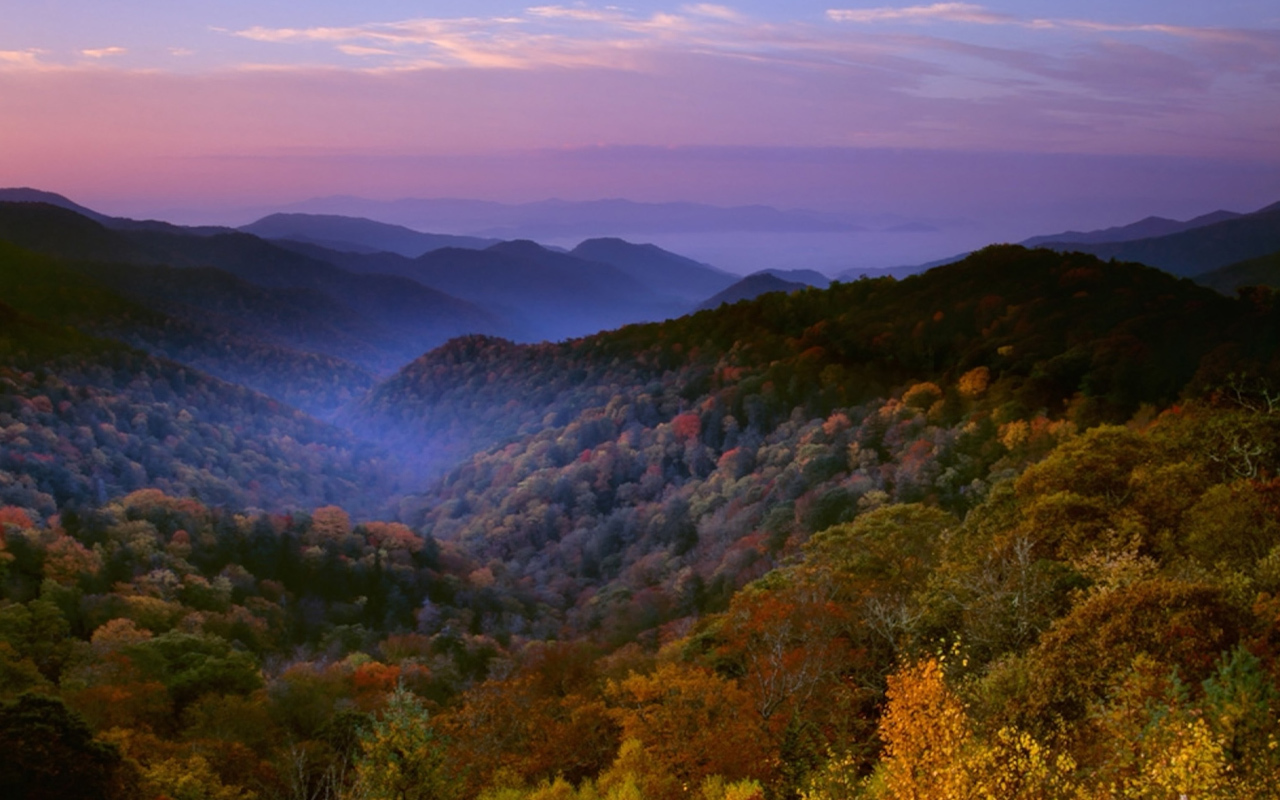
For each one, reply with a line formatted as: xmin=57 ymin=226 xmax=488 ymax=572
xmin=240 ymin=212 xmax=498 ymax=256
xmin=697 ymin=273 xmax=809 ymax=310
xmin=570 ymin=237 xmax=736 ymax=303
xmin=1033 ymin=200 xmax=1280 ymax=276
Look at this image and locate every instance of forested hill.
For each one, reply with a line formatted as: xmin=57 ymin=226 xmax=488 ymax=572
xmin=355 ymin=245 xmax=1274 ymax=471
xmin=0 ymin=240 xmax=377 ymax=417
xmin=0 ymin=245 xmax=401 ymax=517
xmin=5 ymin=241 xmax=1280 ymax=799
xmin=0 ymin=201 xmax=501 ymax=374
xmin=344 ymin=245 xmax=1279 ymax=639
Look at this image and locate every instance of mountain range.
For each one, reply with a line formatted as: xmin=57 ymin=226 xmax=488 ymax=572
xmin=831 ymin=199 xmax=1280 ymax=286
xmin=240 ymin=212 xmax=500 ymax=257
xmin=269 ymin=196 xmax=863 ymax=238
xmin=1032 ymin=200 xmax=1280 ymax=277
xmin=0 ymin=195 xmax=747 ymax=370
xmin=5 ymin=186 xmax=1280 ymax=800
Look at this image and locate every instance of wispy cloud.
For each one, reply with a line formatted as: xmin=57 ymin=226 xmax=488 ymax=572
xmin=230 ymin=8 xmax=790 ymax=71
xmin=525 ymin=6 xmax=621 ymax=23
xmin=223 ymin=4 xmax=1279 ymax=80
xmin=2 ymin=4 xmax=1272 ymax=165
xmin=826 ymin=3 xmax=1277 ymax=45
xmin=0 ymin=49 xmax=44 ymax=68
xmin=337 ymin=45 xmax=398 ymax=58
xmin=827 ymin=4 xmax=1014 ymax=26
xmin=81 ymin=46 xmax=128 ymax=59
xmin=682 ymin=5 xmax=744 ymax=22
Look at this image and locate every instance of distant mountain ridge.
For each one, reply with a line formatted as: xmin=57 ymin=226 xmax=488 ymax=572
xmin=0 ymin=187 xmax=113 ymax=222
xmin=1022 ymin=209 xmax=1243 ymax=246
xmin=283 ymin=235 xmax=734 ymax=341
xmin=1030 ymin=200 xmax=1280 ymax=276
xmin=754 ymin=268 xmax=830 ymax=288
xmin=274 ymin=195 xmax=861 ymax=237
xmin=569 ymin=237 xmax=736 ymax=304
xmin=240 ymin=212 xmax=499 ymax=257
xmin=0 ymin=189 xmax=769 ymax=348
xmin=697 ymin=272 xmax=810 ymax=310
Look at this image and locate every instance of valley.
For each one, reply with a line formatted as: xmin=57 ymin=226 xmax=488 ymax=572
xmin=2 ymin=190 xmax=1280 ymax=799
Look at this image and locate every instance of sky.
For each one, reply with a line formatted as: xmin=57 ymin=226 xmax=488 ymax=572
xmin=2 ymin=2 xmax=1278 ymax=270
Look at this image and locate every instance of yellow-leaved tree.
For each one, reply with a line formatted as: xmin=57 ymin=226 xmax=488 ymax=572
xmin=356 ymin=684 xmax=455 ymax=800
xmin=867 ymin=657 xmax=1081 ymax=800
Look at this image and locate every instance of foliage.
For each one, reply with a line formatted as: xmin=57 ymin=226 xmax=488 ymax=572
xmin=355 ymin=683 xmax=455 ymax=800
xmin=1 ymin=239 xmax=1280 ymax=798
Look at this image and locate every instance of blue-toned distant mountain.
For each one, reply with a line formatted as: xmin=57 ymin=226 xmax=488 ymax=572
xmin=569 ymin=237 xmax=737 ymax=304
xmin=1030 ymin=200 xmax=1280 ymax=277
xmin=0 ymin=193 xmax=767 ymax=351
xmin=753 ymin=268 xmax=830 ymax=288
xmin=273 ymin=195 xmax=861 ymax=238
xmin=835 ymin=256 xmax=966 ymax=282
xmin=283 ymin=237 xmax=719 ymax=342
xmin=1022 ymin=209 xmax=1243 ymax=247
xmin=829 ymin=203 xmax=1272 ymax=285
xmin=406 ymin=240 xmax=685 ymax=341
xmin=240 ymin=212 xmax=499 ymax=257
xmin=697 ymin=272 xmax=811 ymax=310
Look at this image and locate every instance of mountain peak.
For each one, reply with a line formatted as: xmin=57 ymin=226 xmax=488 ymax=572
xmin=0 ymin=187 xmax=110 ymax=222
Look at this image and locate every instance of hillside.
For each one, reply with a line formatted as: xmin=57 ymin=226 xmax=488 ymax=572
xmin=4 ymin=238 xmax=1280 ymax=800
xmin=363 ymin=245 xmax=1269 ymax=454
xmin=1197 ymin=250 xmax=1280 ymax=295
xmin=356 ymin=245 xmax=1272 ymax=621
xmin=0 ymin=241 xmax=375 ymax=417
xmin=0 ymin=286 xmax=399 ymax=518
xmin=0 ymin=202 xmax=501 ymax=372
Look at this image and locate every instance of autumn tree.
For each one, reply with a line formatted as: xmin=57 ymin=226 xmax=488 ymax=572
xmin=356 ymin=684 xmax=455 ymax=800
xmin=606 ymin=662 xmax=773 ymax=798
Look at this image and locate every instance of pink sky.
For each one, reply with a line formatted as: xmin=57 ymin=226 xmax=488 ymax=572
xmin=1 ymin=2 xmax=1277 ymax=261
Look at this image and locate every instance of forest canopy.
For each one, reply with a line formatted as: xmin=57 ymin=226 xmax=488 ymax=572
xmin=2 ymin=238 xmax=1280 ymax=798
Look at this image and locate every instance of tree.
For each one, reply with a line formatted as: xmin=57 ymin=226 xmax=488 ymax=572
xmin=356 ymin=684 xmax=455 ymax=800
xmin=606 ymin=663 xmax=773 ymax=798
xmin=0 ymin=693 xmax=131 ymax=800
xmin=875 ymin=658 xmax=971 ymax=800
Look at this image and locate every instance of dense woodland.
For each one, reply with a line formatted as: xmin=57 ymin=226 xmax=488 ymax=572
xmin=3 ymin=203 xmax=1280 ymax=800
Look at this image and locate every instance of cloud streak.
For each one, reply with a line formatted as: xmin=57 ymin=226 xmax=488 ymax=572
xmin=826 ymin=2 xmax=1279 ymax=45
xmin=0 ymin=2 xmax=1276 ymax=205
xmin=81 ymin=46 xmax=127 ymax=58
xmin=827 ymin=4 xmax=1014 ymax=26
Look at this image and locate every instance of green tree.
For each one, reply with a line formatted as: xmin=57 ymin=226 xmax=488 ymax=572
xmin=356 ymin=684 xmax=455 ymax=800
xmin=0 ymin=693 xmax=132 ymax=800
